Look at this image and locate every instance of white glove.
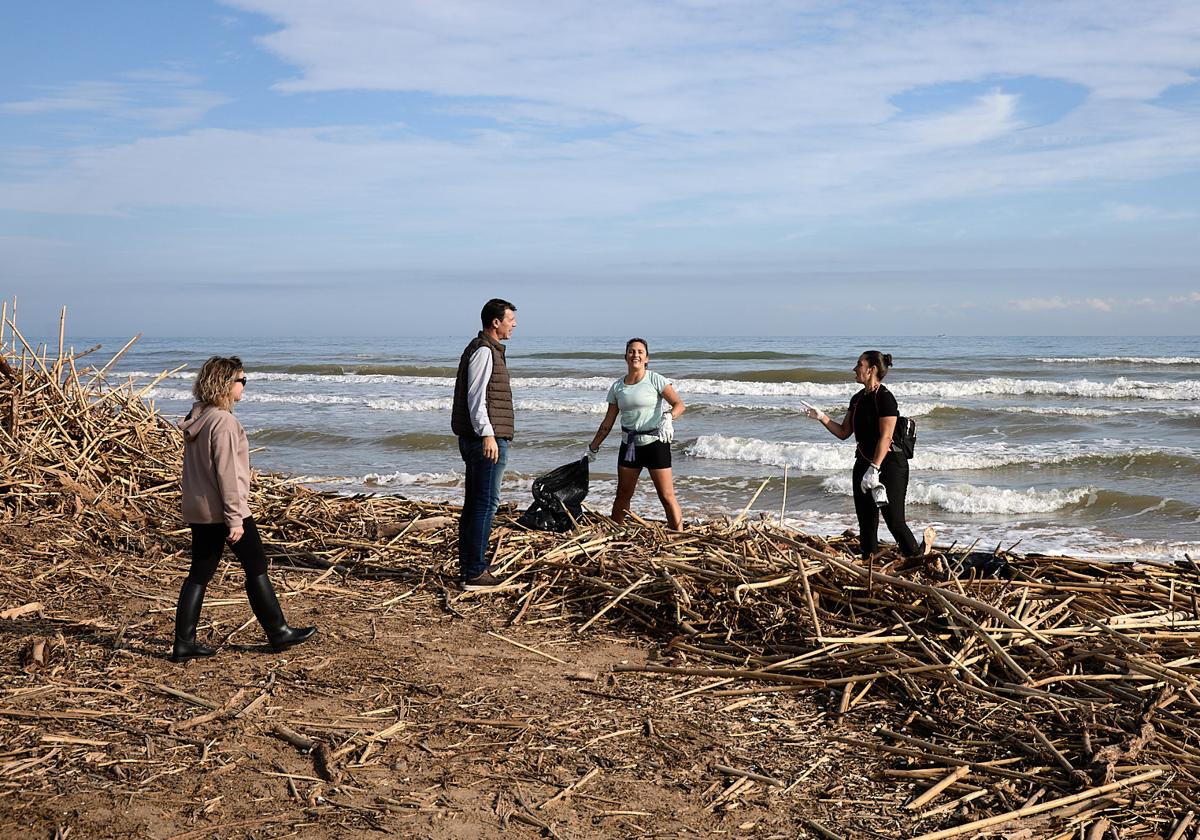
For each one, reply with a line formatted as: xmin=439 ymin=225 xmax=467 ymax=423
xmin=585 ymin=446 xmax=598 ymax=463
xmin=860 ymin=464 xmax=882 ymax=493
xmin=801 ymin=400 xmax=828 ymax=423
xmin=871 ymin=484 xmax=888 ymax=507
xmin=657 ymin=412 xmax=674 ymax=443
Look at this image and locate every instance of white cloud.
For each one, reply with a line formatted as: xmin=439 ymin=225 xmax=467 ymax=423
xmin=1 ymin=74 xmax=229 ymax=130
xmin=1103 ymin=202 xmax=1198 ymax=222
xmin=1009 ymin=294 xmax=1191 ymax=313
xmin=223 ymin=0 xmax=1200 ymax=130
xmin=1 ymin=1 xmax=1198 ymax=292
xmin=1012 ymin=296 xmax=1069 ymax=312
xmin=895 ymin=90 xmax=1022 ymax=149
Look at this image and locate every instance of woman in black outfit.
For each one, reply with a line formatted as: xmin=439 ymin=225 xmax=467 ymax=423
xmin=805 ymin=350 xmax=926 ymax=560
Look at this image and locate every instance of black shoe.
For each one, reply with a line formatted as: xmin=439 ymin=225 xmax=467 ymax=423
xmin=170 ymin=580 xmax=216 ymax=662
xmin=245 ymin=574 xmax=317 ymax=652
xmin=462 ymin=569 xmax=502 ymax=591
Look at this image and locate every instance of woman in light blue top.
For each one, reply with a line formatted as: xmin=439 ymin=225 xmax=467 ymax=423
xmin=587 ymin=338 xmax=686 ymax=529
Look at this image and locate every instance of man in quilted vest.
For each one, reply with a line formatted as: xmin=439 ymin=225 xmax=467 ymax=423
xmin=451 ymin=298 xmax=517 ymax=589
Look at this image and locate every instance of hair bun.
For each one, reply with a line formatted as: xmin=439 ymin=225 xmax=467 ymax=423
xmin=882 ymin=353 xmax=893 ymax=368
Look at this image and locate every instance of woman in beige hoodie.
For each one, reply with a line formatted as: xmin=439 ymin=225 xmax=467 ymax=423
xmin=171 ymin=356 xmax=316 ymax=662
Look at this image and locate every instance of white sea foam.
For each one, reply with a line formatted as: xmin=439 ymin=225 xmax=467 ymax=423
xmin=150 ymin=389 xmax=605 ymax=415
xmin=126 ymin=370 xmax=197 ymax=381
xmin=146 ymin=387 xmax=195 ymax=401
xmin=146 ymin=387 xmax=358 ymax=406
xmin=996 ymin=405 xmax=1127 ymax=418
xmin=689 ymin=435 xmax=852 ymax=471
xmin=366 ymin=397 xmax=453 ymax=412
xmin=136 ymin=370 xmax=1200 ymax=401
xmin=891 ymin=377 xmax=1200 ymax=401
xmin=1037 ymin=356 xmax=1200 ymax=365
xmin=996 ymin=405 xmax=1200 ymax=418
xmin=776 ymin=512 xmax=1200 ymax=562
xmin=688 ymin=434 xmax=1194 ymax=472
xmin=515 ymin=399 xmax=608 ymax=414
xmin=360 ymin=470 xmax=461 ymax=487
xmin=821 ymin=476 xmax=1096 ymax=514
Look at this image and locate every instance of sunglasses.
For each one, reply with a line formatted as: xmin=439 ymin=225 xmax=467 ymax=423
xmin=234 ymin=377 xmax=248 ymax=386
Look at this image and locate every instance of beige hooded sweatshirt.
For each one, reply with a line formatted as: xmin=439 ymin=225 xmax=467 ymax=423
xmin=179 ymin=402 xmax=251 ymax=528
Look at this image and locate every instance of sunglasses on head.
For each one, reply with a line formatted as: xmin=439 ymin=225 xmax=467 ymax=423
xmin=234 ymin=376 xmax=248 ymax=386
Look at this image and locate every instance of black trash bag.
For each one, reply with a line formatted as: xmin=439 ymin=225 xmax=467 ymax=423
xmin=949 ymin=551 xmax=1013 ymax=580
xmin=517 ymin=457 xmax=589 ymax=532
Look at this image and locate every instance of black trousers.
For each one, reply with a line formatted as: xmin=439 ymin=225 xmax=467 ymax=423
xmin=852 ymin=455 xmax=920 ymax=559
xmin=187 ymin=516 xmax=268 ymax=584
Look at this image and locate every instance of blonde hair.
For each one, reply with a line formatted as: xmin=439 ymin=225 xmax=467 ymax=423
xmin=193 ymin=356 xmax=243 ymax=410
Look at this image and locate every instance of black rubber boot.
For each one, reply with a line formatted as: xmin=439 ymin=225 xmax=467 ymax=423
xmin=170 ymin=580 xmax=216 ymax=662
xmin=245 ymin=574 xmax=317 ymax=652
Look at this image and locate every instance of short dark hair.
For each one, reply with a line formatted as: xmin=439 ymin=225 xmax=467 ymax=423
xmin=860 ymin=350 xmax=893 ymax=380
xmin=625 ymin=337 xmax=649 ymax=355
xmin=481 ymin=298 xmax=516 ymax=329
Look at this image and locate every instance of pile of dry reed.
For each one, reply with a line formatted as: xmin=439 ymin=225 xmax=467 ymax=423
xmin=2 ymin=306 xmax=1197 ymax=838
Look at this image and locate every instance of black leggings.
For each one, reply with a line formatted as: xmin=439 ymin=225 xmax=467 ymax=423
xmin=852 ymin=455 xmax=920 ymax=559
xmin=187 ymin=516 xmax=268 ymax=584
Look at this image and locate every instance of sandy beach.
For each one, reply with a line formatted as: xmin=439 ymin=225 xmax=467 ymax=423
xmin=1 ymin=325 xmax=1198 ymax=838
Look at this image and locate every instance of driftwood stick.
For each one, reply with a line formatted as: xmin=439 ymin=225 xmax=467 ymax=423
xmin=578 ymin=573 xmax=650 ymax=633
xmin=1167 ymin=810 xmax=1195 ymax=840
xmin=486 ymin=630 xmax=568 ymax=665
xmin=911 ymin=769 xmax=1163 ymax=840
xmin=539 ymin=766 xmax=601 ymax=808
xmin=269 ymin=722 xmax=335 ymax=781
xmin=905 ymin=765 xmax=971 ymax=810
xmin=714 ymin=763 xmax=784 ymax=787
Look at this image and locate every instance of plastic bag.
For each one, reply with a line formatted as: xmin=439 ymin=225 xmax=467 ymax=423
xmin=516 ymin=457 xmax=589 ymax=532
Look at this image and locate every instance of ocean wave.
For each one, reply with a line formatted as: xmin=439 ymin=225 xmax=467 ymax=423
xmin=365 ymin=397 xmax=605 ymax=414
xmin=695 ymin=368 xmax=849 ymax=384
xmin=776 ymin=512 xmax=1200 ymax=562
xmin=360 ymin=470 xmax=462 ymax=487
xmin=1037 ymin=356 xmax=1200 ymax=365
xmin=137 ymin=371 xmax=1200 ymax=401
xmin=995 ymin=405 xmax=1133 ymax=418
xmin=688 ymin=434 xmax=1200 ymax=473
xmin=250 ymin=428 xmax=357 ymax=446
xmin=821 ymin=476 xmax=1096 ymax=514
xmin=366 ymin=397 xmax=453 ymax=412
xmin=255 ymin=363 xmax=459 ymax=377
xmin=668 ymin=376 xmax=1200 ymax=401
xmin=148 ymin=387 xmax=360 ymax=406
xmin=520 ymin=350 xmax=814 ymax=361
xmin=888 ymin=377 xmax=1200 ymax=401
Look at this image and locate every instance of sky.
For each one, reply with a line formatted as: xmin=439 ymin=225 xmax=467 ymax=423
xmin=1 ymin=1 xmax=1199 ymax=337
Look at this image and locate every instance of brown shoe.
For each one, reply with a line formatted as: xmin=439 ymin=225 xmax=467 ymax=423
xmin=462 ymin=569 xmax=502 ymax=591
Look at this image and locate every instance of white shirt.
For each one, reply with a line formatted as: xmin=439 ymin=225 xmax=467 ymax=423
xmin=465 ymin=346 xmax=494 ymax=437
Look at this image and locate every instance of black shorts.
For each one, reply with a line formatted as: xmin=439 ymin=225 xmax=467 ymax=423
xmin=618 ymin=440 xmax=672 ymax=471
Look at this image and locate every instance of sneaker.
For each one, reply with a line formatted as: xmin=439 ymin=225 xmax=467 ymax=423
xmin=462 ymin=569 xmax=502 ymax=591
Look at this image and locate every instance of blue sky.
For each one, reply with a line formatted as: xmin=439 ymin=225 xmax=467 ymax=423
xmin=2 ymin=1 xmax=1198 ymax=337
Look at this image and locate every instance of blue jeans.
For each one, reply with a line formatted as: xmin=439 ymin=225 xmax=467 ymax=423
xmin=458 ymin=436 xmax=508 ymax=579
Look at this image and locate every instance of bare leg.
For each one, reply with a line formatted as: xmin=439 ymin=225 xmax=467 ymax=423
xmin=648 ymin=467 xmax=683 ymax=530
xmin=611 ymin=466 xmax=641 ymax=524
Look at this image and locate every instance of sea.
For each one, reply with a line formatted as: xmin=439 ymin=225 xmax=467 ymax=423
xmin=81 ymin=334 xmax=1200 ymax=562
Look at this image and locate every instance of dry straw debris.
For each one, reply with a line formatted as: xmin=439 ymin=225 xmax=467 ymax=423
xmin=1 ymin=304 xmax=1198 ymax=838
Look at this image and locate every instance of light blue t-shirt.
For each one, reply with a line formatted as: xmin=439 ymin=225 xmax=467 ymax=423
xmin=606 ymin=370 xmax=670 ymax=446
